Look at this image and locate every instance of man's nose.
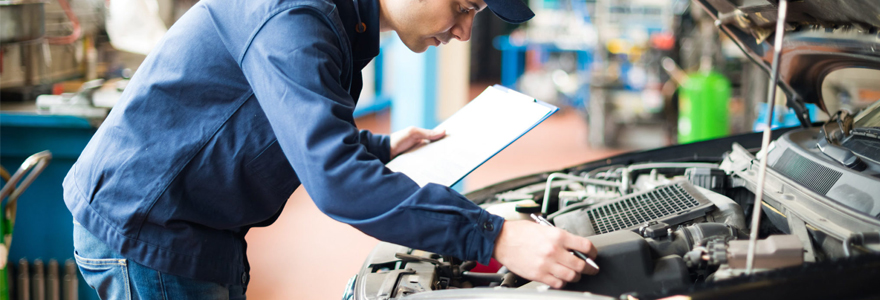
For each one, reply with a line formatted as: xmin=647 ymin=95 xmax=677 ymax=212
xmin=451 ymin=14 xmax=475 ymax=42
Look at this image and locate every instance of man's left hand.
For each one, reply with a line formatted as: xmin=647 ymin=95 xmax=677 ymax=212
xmin=390 ymin=126 xmax=446 ymax=159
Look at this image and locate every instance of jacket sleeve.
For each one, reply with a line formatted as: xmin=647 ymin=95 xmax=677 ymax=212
xmin=238 ymin=9 xmax=504 ymax=264
xmin=358 ymin=130 xmax=391 ymax=164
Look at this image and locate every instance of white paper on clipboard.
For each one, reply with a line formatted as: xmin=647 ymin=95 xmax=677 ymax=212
xmin=385 ymin=85 xmax=559 ymax=187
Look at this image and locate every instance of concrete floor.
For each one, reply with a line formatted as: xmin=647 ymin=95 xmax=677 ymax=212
xmin=244 ymin=86 xmax=630 ymax=299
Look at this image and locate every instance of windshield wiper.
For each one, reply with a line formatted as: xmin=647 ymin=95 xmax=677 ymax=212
xmin=817 ymin=110 xmax=868 ymax=170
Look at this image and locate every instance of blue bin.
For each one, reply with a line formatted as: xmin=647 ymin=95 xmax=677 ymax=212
xmin=1 ymin=113 xmax=97 ymax=300
xmin=752 ymin=103 xmax=821 ymax=132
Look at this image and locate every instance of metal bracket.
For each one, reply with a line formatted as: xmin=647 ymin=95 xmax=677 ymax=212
xmin=786 ymin=213 xmax=816 ymax=263
xmin=376 ymin=268 xmax=416 ymax=300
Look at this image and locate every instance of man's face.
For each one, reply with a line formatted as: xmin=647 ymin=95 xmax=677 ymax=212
xmin=382 ymin=0 xmax=487 ymax=53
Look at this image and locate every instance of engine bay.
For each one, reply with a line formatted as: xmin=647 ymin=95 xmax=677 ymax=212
xmin=352 ymin=124 xmax=880 ymax=300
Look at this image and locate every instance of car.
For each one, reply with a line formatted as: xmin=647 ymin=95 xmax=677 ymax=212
xmin=345 ymin=0 xmax=880 ymax=299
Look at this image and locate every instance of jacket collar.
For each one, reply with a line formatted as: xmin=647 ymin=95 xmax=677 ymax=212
xmin=336 ymin=0 xmax=379 ymax=61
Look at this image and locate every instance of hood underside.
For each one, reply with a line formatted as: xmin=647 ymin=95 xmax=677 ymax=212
xmin=695 ymin=0 xmax=880 ymax=125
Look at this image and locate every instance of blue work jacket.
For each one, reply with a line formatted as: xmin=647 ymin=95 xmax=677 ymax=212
xmin=63 ymin=0 xmax=504 ymax=286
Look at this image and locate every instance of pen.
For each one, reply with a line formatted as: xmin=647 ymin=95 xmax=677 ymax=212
xmin=530 ymin=214 xmax=600 ymax=270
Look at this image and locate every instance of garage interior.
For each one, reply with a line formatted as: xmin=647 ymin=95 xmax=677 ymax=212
xmin=3 ymin=0 xmax=880 ymax=299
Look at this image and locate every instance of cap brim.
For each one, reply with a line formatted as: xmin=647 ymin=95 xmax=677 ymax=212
xmin=484 ymin=0 xmax=535 ymax=24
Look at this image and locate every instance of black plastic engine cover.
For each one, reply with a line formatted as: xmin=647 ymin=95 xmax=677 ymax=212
xmin=566 ymin=231 xmax=690 ymax=296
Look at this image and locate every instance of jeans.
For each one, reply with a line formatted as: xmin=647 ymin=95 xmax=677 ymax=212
xmin=73 ymin=222 xmax=246 ymax=300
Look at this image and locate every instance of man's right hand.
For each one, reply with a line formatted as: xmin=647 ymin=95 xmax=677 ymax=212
xmin=492 ymin=220 xmax=599 ymax=288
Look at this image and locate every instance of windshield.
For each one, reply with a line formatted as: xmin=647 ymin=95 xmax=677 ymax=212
xmin=822 ymin=68 xmax=880 ymax=128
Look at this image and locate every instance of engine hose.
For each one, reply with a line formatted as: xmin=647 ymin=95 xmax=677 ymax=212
xmin=461 ymin=271 xmax=504 ymax=282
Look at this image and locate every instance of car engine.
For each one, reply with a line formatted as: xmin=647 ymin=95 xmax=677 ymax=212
xmin=351 ymin=119 xmax=880 ymax=299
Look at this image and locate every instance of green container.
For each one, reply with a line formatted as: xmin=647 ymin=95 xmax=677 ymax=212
xmin=678 ymin=71 xmax=731 ymax=144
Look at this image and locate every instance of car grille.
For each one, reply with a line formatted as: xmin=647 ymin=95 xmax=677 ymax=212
xmin=773 ymin=148 xmax=842 ymax=195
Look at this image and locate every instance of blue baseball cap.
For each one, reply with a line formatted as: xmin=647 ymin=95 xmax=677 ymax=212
xmin=485 ymin=0 xmax=535 ymax=24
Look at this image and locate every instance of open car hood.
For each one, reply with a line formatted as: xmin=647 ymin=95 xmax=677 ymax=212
xmin=694 ymin=0 xmax=880 ymax=126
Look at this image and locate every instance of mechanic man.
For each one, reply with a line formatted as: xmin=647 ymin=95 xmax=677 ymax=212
xmin=64 ymin=0 xmax=599 ymax=297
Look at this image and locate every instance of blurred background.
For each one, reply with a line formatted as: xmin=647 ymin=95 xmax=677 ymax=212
xmin=1 ymin=0 xmax=859 ymax=299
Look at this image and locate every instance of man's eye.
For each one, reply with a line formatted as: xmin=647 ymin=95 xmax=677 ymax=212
xmin=459 ymin=6 xmax=469 ymax=13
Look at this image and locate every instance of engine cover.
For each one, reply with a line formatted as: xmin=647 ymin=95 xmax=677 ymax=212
xmin=566 ymin=231 xmax=689 ymax=296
